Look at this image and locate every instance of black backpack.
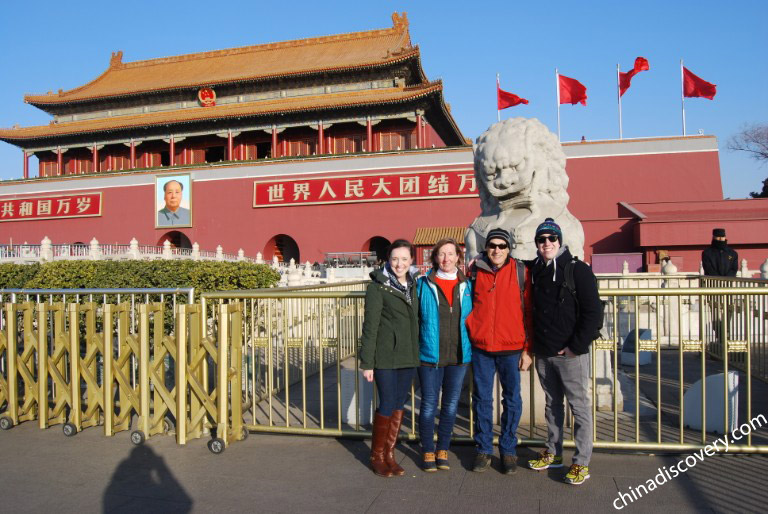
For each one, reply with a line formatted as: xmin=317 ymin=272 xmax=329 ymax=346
xmin=558 ymin=256 xmax=604 ymax=340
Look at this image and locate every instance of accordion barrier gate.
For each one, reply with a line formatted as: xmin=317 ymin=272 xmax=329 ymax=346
xmin=0 ymin=280 xmax=767 ymax=454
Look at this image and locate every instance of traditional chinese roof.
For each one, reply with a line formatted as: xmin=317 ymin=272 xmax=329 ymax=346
xmin=25 ymin=12 xmax=420 ymax=107
xmin=412 ymin=226 xmax=466 ymax=246
xmin=0 ymin=82 xmax=456 ymax=143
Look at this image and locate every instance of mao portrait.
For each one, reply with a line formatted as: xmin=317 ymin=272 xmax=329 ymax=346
xmin=156 ymin=175 xmax=192 ymax=228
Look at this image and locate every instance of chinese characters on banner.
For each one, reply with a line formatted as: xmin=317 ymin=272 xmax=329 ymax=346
xmin=0 ymin=193 xmax=102 ymax=222
xmin=253 ymin=170 xmax=477 ymax=207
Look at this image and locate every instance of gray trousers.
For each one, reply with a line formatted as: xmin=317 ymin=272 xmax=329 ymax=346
xmin=535 ymin=353 xmax=593 ymax=465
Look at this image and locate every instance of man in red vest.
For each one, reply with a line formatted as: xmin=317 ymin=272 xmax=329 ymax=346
xmin=465 ymin=227 xmax=532 ymax=474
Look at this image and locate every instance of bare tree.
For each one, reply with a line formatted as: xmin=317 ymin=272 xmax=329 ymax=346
xmin=729 ymin=124 xmax=768 ymax=161
xmin=728 ymin=124 xmax=768 ymax=198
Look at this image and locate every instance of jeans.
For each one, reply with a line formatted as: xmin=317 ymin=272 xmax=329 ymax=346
xmin=374 ymin=368 xmax=416 ymax=416
xmin=471 ymin=349 xmax=522 ymax=456
xmin=417 ymin=364 xmax=468 ymax=453
xmin=535 ymin=353 xmax=593 ymax=465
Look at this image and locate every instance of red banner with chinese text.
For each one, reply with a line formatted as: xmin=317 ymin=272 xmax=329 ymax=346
xmin=0 ymin=193 xmax=102 ymax=222
xmin=253 ymin=170 xmax=478 ymax=208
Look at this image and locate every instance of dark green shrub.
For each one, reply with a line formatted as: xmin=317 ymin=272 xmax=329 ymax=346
xmin=0 ymin=260 xmax=280 ymax=292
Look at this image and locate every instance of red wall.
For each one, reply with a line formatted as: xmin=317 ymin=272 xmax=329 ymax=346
xmin=0 ymin=166 xmax=478 ymax=263
xmin=3 ymin=144 xmax=763 ymax=273
xmin=566 ymin=152 xmax=723 ymax=220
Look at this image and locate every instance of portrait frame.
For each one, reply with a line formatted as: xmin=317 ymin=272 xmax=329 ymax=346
xmin=155 ymin=174 xmax=193 ymax=229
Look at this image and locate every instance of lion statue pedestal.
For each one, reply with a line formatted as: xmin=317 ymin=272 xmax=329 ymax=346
xmin=465 ymin=117 xmax=585 ymax=261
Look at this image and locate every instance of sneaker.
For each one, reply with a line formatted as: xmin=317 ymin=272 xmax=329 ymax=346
xmin=528 ymin=451 xmax=564 ymax=471
xmin=436 ymin=450 xmax=450 ymax=470
xmin=502 ymin=454 xmax=518 ymax=475
xmin=422 ymin=452 xmax=437 ymax=472
xmin=564 ymin=464 xmax=590 ymax=485
xmin=472 ymin=453 xmax=492 ymax=473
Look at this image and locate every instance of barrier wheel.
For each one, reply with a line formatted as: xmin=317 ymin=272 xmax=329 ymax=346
xmin=62 ymin=423 xmax=77 ymax=437
xmin=163 ymin=417 xmax=175 ymax=434
xmin=0 ymin=416 xmax=13 ymax=430
xmin=240 ymin=427 xmax=249 ymax=441
xmin=208 ymin=438 xmax=225 ymax=454
xmin=130 ymin=430 xmax=146 ymax=445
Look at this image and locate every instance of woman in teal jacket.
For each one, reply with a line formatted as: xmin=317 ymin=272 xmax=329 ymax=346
xmin=416 ymin=238 xmax=472 ymax=472
xmin=360 ymin=239 xmax=420 ymax=477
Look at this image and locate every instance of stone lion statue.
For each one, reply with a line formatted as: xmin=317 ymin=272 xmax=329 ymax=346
xmin=465 ymin=117 xmax=585 ymax=260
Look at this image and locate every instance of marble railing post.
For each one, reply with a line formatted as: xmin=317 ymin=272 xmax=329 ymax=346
xmin=128 ymin=238 xmax=141 ymax=259
xmin=89 ymin=238 xmax=101 ymax=260
xmin=740 ymin=259 xmax=749 ymax=278
xmin=162 ymin=240 xmax=172 ymax=259
xmin=40 ymin=236 xmax=53 ymax=262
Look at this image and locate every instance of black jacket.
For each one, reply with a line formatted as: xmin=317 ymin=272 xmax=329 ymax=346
xmin=530 ymin=247 xmax=603 ymax=356
xmin=701 ymin=240 xmax=738 ymax=277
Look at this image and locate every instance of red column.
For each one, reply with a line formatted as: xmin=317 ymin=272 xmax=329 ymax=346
xmin=92 ymin=145 xmax=98 ymax=173
xmin=416 ymin=114 xmax=423 ymax=149
xmin=23 ymin=151 xmax=29 ymax=179
xmin=130 ymin=140 xmax=136 ymax=169
xmin=169 ymin=136 xmax=175 ymax=166
xmin=271 ymin=127 xmax=279 ymax=158
xmin=56 ymin=147 xmax=63 ymax=175
xmin=318 ymin=122 xmax=324 ymax=154
xmin=227 ymin=130 xmax=234 ymax=161
xmin=366 ymin=118 xmax=373 ymax=152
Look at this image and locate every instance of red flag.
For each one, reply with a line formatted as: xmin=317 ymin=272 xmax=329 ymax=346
xmin=683 ymin=67 xmax=717 ymax=99
xmin=619 ymin=57 xmax=650 ymax=96
xmin=558 ymin=74 xmax=587 ymax=105
xmin=497 ymin=83 xmax=529 ymax=109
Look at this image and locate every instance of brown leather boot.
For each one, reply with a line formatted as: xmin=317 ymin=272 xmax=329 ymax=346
xmin=370 ymin=413 xmax=393 ymax=477
xmin=385 ymin=409 xmax=405 ymax=476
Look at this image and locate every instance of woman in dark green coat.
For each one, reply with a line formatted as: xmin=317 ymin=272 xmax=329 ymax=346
xmin=359 ymin=239 xmax=419 ymax=477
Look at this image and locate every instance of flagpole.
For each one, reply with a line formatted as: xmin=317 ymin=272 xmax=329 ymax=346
xmin=555 ymin=68 xmax=561 ymax=141
xmin=680 ymin=59 xmax=686 ymax=136
xmin=617 ymin=64 xmax=623 ymax=139
xmin=496 ymin=73 xmax=501 ymax=123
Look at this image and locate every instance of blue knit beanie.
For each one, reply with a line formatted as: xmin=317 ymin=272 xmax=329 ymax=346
xmin=535 ymin=218 xmax=563 ymax=242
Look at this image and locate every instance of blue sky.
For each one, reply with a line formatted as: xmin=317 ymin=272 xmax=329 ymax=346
xmin=0 ymin=0 xmax=765 ymax=198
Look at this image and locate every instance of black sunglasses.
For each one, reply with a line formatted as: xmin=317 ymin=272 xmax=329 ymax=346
xmin=536 ymin=235 xmax=559 ymax=244
xmin=486 ymin=242 xmax=509 ymax=250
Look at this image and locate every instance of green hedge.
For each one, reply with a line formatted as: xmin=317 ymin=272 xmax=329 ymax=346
xmin=0 ymin=260 xmax=280 ymax=292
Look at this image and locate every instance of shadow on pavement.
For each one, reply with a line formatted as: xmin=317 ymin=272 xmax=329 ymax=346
xmin=103 ymin=445 xmax=193 ymax=513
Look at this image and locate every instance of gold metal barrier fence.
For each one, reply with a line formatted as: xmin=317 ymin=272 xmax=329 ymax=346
xmin=0 ymin=296 xmax=245 ymax=454
xmin=2 ymin=285 xmax=766 ymax=454
xmin=699 ymin=277 xmax=768 ymax=381
xmin=201 ymin=286 xmax=768 ymax=453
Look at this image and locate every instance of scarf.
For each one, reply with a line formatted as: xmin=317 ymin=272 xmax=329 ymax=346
xmin=436 ymin=268 xmax=458 ymax=280
xmin=385 ymin=263 xmax=413 ymax=304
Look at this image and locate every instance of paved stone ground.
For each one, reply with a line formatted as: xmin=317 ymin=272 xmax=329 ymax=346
xmin=0 ymin=420 xmax=766 ymax=513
